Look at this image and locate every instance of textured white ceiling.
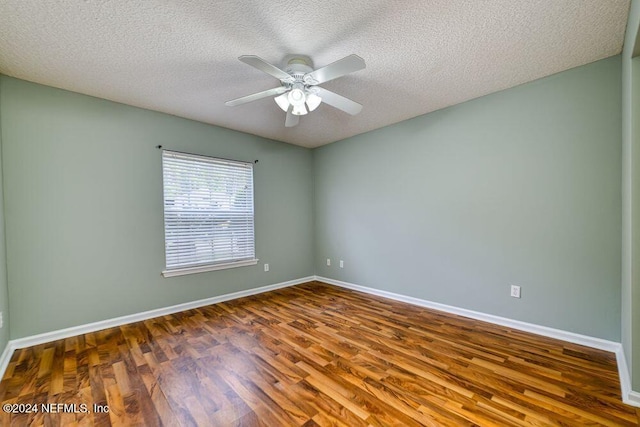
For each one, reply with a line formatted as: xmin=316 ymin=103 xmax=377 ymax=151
xmin=0 ymin=0 xmax=630 ymax=148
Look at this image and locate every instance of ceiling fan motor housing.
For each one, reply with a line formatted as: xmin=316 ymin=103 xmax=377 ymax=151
xmin=282 ymin=55 xmax=314 ymax=83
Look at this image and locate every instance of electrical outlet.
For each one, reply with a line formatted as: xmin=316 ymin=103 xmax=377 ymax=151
xmin=0 ymin=312 xmax=3 ymax=328
xmin=339 ymin=260 xmax=344 ymax=268
xmin=510 ymin=285 xmax=521 ymax=298
xmin=326 ymin=258 xmax=331 ymax=266
xmin=264 ymin=263 xmax=269 ymax=272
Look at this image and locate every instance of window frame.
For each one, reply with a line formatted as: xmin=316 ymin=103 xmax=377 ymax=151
xmin=160 ymin=150 xmax=258 ymax=278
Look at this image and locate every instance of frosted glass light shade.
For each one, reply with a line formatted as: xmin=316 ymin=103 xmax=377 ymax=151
xmin=288 ymin=87 xmax=306 ymax=106
xmin=292 ymin=103 xmax=307 ymax=115
xmin=306 ymin=93 xmax=322 ymax=111
xmin=274 ymin=93 xmax=290 ymax=112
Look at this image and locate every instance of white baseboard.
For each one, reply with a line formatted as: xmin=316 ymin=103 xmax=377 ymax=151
xmin=4 ymin=275 xmax=314 ymax=360
xmin=0 ymin=340 xmax=15 ymax=381
xmin=315 ymin=275 xmax=640 ymax=408
xmin=628 ymin=390 xmax=640 ymax=407
xmin=614 ymin=346 xmax=636 ymax=406
xmin=315 ymin=276 xmax=618 ymax=351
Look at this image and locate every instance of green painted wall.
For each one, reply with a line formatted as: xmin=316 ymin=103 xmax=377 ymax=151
xmin=633 ymin=55 xmax=640 ymax=391
xmin=0 ymin=81 xmax=9 ymax=354
xmin=0 ymin=76 xmax=314 ymax=339
xmin=314 ymin=56 xmax=622 ymax=340
xmin=622 ymin=0 xmax=640 ymax=392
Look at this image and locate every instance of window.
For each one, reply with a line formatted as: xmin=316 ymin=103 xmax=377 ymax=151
xmin=161 ymin=150 xmax=256 ymax=277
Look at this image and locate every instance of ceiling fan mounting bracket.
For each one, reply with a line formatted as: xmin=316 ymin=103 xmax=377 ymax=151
xmin=283 ymin=54 xmax=313 ymax=68
xmin=282 ymin=55 xmax=314 ymax=84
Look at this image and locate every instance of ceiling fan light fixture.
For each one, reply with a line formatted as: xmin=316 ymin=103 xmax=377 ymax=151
xmin=226 ymin=54 xmax=366 ymax=128
xmin=274 ymin=93 xmax=290 ymax=112
xmin=306 ymin=92 xmax=322 ymax=111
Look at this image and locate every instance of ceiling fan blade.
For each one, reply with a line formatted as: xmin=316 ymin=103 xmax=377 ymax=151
xmin=285 ymin=108 xmax=299 ymax=127
xmin=225 ymin=86 xmax=288 ymax=107
xmin=313 ymin=87 xmax=362 ymax=115
xmin=305 ymin=54 xmax=365 ymax=85
xmin=239 ymin=55 xmax=294 ymax=82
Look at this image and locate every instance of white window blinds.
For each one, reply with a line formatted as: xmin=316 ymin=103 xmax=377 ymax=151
xmin=162 ymin=150 xmax=256 ymax=275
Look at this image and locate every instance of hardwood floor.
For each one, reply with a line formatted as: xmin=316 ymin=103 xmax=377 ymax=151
xmin=0 ymin=281 xmax=638 ymax=426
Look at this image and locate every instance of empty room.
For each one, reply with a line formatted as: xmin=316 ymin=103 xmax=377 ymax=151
xmin=1 ymin=0 xmax=640 ymax=425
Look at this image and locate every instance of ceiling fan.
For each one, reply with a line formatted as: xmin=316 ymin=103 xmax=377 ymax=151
xmin=225 ymin=54 xmax=365 ymax=127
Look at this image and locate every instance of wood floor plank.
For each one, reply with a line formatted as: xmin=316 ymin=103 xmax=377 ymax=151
xmin=0 ymin=281 xmax=638 ymax=426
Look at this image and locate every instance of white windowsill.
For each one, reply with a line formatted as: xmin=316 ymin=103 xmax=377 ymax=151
xmin=162 ymin=259 xmax=259 ymax=278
